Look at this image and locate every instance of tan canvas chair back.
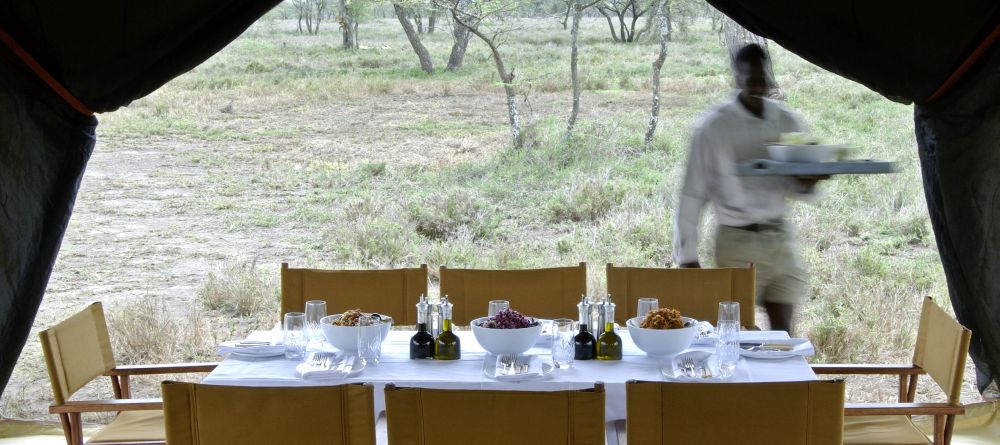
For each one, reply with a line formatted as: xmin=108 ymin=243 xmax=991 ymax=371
xmin=438 ymin=263 xmax=587 ymax=325
xmin=384 ymin=384 xmax=605 ymax=445
xmin=606 ymin=264 xmax=756 ymax=326
xmin=626 ymin=380 xmax=844 ymax=445
xmin=163 ymin=381 xmax=375 ymax=445
xmin=281 ymin=263 xmax=428 ymax=325
xmin=38 ymin=302 xmax=116 ymax=405
xmin=912 ymin=296 xmax=972 ymax=405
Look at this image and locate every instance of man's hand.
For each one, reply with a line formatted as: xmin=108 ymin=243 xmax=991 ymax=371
xmin=680 ymin=262 xmax=701 ymax=268
xmin=794 ymin=175 xmax=830 ymax=192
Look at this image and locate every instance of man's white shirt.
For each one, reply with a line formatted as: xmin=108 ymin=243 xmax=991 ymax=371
xmin=672 ymin=95 xmax=816 ymax=265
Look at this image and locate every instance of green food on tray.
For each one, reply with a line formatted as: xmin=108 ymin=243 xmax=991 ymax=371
xmin=778 ymin=132 xmax=819 ymax=145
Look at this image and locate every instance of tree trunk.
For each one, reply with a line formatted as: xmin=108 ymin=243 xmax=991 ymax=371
xmin=561 ymin=2 xmax=572 ymax=30
xmin=598 ymin=8 xmax=620 ymax=42
xmin=428 ymin=11 xmax=436 ymax=33
xmin=339 ymin=0 xmax=357 ymax=49
xmin=394 ymin=4 xmax=434 ymax=74
xmin=644 ymin=0 xmax=668 ymax=149
xmin=452 ymin=11 xmax=521 ymax=148
xmin=566 ymin=3 xmax=584 ymax=138
xmin=722 ymin=16 xmax=782 ymax=99
xmin=446 ymin=16 xmax=471 ymax=71
xmin=414 ymin=10 xmax=424 ymax=33
xmin=633 ymin=0 xmax=662 ymax=42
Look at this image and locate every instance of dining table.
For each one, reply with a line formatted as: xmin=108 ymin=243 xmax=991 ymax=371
xmin=203 ymin=328 xmax=818 ymax=426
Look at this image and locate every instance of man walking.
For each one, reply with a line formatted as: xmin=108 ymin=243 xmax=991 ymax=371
xmin=672 ymin=43 xmax=824 ymax=334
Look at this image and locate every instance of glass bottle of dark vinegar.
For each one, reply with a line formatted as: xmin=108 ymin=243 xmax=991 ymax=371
xmin=434 ymin=296 xmax=461 ymax=360
xmin=410 ymin=295 xmax=434 ymax=359
xmin=574 ymin=296 xmax=596 ymax=360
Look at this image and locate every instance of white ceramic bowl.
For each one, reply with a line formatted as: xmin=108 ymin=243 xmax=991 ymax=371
xmin=320 ymin=314 xmax=393 ymax=352
xmin=471 ymin=316 xmax=543 ymax=355
xmin=767 ymin=144 xmax=846 ymax=163
xmin=626 ymin=316 xmax=698 ymax=357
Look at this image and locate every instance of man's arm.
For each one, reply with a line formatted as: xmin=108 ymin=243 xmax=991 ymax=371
xmin=673 ymin=128 xmax=714 ymax=268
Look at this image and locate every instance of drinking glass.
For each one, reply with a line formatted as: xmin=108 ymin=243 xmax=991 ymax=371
xmin=718 ymin=301 xmax=740 ymax=327
xmin=283 ymin=312 xmax=307 ymax=360
xmin=550 ymin=318 xmax=575 ymax=369
xmin=357 ymin=314 xmax=382 ymax=366
xmin=304 ymin=300 xmax=327 ymax=343
xmin=715 ymin=319 xmax=740 ymax=378
xmin=488 ymin=300 xmax=510 ymax=317
xmin=636 ymin=298 xmax=659 ymax=318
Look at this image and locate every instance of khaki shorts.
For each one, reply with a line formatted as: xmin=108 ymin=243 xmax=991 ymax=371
xmin=714 ymin=224 xmax=807 ymax=306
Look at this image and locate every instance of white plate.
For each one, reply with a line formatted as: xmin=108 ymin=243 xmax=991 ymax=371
xmin=227 ymin=348 xmax=286 ymax=358
xmin=738 ymin=348 xmax=799 ymax=359
xmin=483 ymin=361 xmax=554 ymax=381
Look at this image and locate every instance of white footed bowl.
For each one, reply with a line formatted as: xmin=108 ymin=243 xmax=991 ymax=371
xmin=471 ymin=316 xmax=543 ymax=355
xmin=320 ymin=314 xmax=392 ymax=352
xmin=626 ymin=316 xmax=698 ymax=357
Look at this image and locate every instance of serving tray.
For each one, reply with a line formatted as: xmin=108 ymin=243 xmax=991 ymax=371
xmin=736 ymin=159 xmax=895 ymax=176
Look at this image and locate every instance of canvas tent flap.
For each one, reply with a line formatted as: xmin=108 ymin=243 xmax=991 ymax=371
xmin=706 ymin=1 xmax=1000 ymax=104
xmin=0 ymin=1 xmax=281 ymax=113
xmin=0 ymin=0 xmax=280 ymax=395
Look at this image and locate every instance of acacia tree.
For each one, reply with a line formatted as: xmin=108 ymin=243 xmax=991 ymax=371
xmin=394 ymin=3 xmax=435 ymax=73
xmin=439 ymin=0 xmax=525 ymax=148
xmin=338 ymin=0 xmax=360 ymax=49
xmin=565 ymin=0 xmax=601 ymax=138
xmin=393 ymin=0 xmax=470 ymax=73
xmin=597 ymin=0 xmax=655 ymax=43
xmin=292 ymin=0 xmax=329 ymax=34
xmin=643 ymin=0 xmax=668 ymax=148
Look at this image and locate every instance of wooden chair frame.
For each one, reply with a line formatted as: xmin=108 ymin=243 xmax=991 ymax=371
xmin=812 ymin=297 xmax=972 ymax=445
xmin=40 ymin=303 xmax=217 ymax=445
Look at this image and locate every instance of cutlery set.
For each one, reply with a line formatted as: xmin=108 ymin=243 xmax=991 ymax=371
xmin=498 ymin=354 xmax=530 ymax=375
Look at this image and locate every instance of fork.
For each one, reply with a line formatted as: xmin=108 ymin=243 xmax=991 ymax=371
xmin=498 ymin=354 xmax=518 ymax=375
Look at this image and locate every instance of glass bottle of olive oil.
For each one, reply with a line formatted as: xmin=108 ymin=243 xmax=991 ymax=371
xmin=596 ymin=296 xmax=622 ymax=360
xmin=434 ymin=296 xmax=460 ymax=360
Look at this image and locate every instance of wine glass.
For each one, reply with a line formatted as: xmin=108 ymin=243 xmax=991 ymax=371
xmin=488 ymin=300 xmax=509 ymax=317
xmin=636 ymin=298 xmax=659 ymax=318
xmin=304 ymin=300 xmax=327 ymax=343
xmin=283 ymin=312 xmax=307 ymax=360
xmin=550 ymin=318 xmax=575 ymax=369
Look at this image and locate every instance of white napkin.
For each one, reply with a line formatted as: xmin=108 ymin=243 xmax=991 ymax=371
xmin=217 ymin=340 xmax=284 ymax=356
xmin=295 ymin=352 xmax=356 ymax=380
xmin=494 ymin=355 xmax=543 ymax=381
xmin=663 ymin=351 xmax=730 ymax=381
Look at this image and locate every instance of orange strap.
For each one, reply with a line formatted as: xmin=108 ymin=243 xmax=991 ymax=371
xmin=926 ymin=23 xmax=1000 ymax=103
xmin=0 ymin=25 xmax=94 ymax=116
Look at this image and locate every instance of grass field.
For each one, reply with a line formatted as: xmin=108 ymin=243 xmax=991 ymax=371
xmin=0 ymin=12 xmax=983 ymax=421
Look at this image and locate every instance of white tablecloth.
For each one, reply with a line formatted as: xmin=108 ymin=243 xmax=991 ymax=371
xmin=203 ymin=329 xmax=816 ymax=421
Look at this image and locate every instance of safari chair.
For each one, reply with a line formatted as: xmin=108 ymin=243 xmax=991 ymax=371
xmin=280 ymin=263 xmax=428 ymax=325
xmin=624 ymin=380 xmax=845 ymax=445
xmin=38 ymin=302 xmax=217 ymax=445
xmin=161 ymin=382 xmax=375 ymax=445
xmin=606 ymin=263 xmax=756 ymax=328
xmin=812 ymin=296 xmax=972 ymax=445
xmin=438 ymin=263 xmax=587 ymax=324
xmin=384 ymin=383 xmax=605 ymax=445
